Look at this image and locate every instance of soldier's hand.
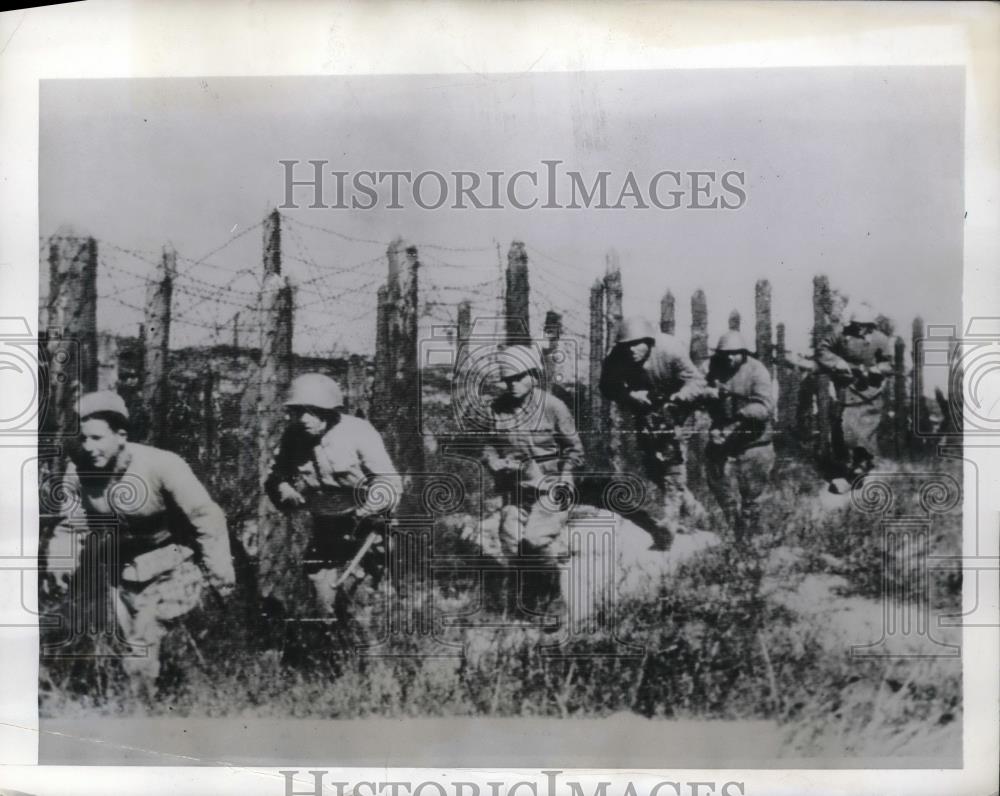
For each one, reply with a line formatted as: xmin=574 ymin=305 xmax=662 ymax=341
xmin=629 ymin=390 xmax=652 ymax=408
xmin=701 ymin=386 xmax=720 ymax=400
xmin=496 ymin=457 xmax=519 ymax=473
xmin=709 ymin=428 xmax=728 ymax=446
xmin=277 ymin=482 xmax=306 ymax=507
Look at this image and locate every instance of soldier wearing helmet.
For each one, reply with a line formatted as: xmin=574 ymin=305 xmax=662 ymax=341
xmin=598 ymin=316 xmax=709 ymax=546
xmin=816 ymin=302 xmax=894 ymax=485
xmin=702 ymin=331 xmax=776 ymax=545
xmin=44 ymin=391 xmax=235 ymax=694
xmin=481 ymin=344 xmax=584 ymax=620
xmin=264 ymin=373 xmax=402 ymax=646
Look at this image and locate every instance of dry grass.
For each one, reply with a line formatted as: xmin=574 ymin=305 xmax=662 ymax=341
xmin=39 ymin=450 xmax=963 ymax=763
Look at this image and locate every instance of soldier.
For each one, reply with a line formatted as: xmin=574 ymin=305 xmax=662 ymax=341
xmin=265 ymin=373 xmax=401 ymax=645
xmin=702 ymin=331 xmax=776 ymax=545
xmin=481 ymin=344 xmax=585 ymax=620
xmin=599 ymin=316 xmax=708 ymax=546
xmin=44 ymin=391 xmax=235 ymax=694
xmin=816 ymin=302 xmax=894 ymax=486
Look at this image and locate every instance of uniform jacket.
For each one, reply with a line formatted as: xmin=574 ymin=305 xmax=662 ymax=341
xmin=706 ymin=355 xmax=775 ymax=449
xmin=482 ymin=388 xmax=585 ymax=488
xmin=599 ymin=334 xmax=707 ymax=410
xmin=816 ymin=327 xmax=893 ymax=405
xmin=265 ymin=414 xmax=402 ymax=517
xmin=51 ymin=443 xmax=234 ymax=587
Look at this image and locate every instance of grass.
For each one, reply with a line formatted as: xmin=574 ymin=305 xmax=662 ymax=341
xmin=39 ymin=423 xmax=963 ymax=762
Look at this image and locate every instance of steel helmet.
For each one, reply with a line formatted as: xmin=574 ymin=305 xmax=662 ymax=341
xmin=617 ymin=316 xmax=656 ymax=346
xmin=79 ymin=391 xmax=129 ymax=420
xmin=848 ymin=302 xmax=878 ymax=326
xmin=495 ymin=344 xmax=543 ymax=381
xmin=284 ymin=373 xmax=344 ymax=409
xmin=715 ymin=330 xmax=751 ymax=354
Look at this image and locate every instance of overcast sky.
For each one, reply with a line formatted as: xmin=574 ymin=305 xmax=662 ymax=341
xmin=40 ymin=68 xmax=963 ymax=386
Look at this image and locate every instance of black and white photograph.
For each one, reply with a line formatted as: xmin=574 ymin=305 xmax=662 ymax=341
xmin=1 ymin=1 xmax=998 ymax=793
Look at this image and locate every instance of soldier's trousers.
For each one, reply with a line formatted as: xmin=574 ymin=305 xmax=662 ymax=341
xmin=304 ymin=514 xmax=389 ymax=652
xmin=705 ymin=443 xmax=775 ymax=541
xmin=640 ymin=454 xmax=708 ymax=539
xmin=498 ymin=496 xmax=569 ymax=618
xmin=834 ymin=398 xmax=884 ymax=477
xmin=45 ymin=539 xmax=204 ymax=690
xmin=115 ymin=558 xmax=204 ymax=684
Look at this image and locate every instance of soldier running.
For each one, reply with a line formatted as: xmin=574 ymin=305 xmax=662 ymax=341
xmin=816 ymin=302 xmax=894 ymax=488
xmin=481 ymin=344 xmax=585 ymax=621
xmin=599 ymin=316 xmax=708 ymax=546
xmin=265 ymin=373 xmax=401 ymax=648
xmin=702 ymin=331 xmax=776 ymax=545
xmin=45 ymin=391 xmax=235 ymax=695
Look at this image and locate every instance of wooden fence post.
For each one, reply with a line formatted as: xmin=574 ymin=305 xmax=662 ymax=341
xmin=456 ymin=299 xmax=472 ymax=343
xmin=604 ymin=251 xmax=625 ymax=472
xmin=45 ymin=234 xmax=98 ymax=437
xmin=202 ymin=365 xmax=217 ymax=483
xmin=542 ymin=309 xmax=564 ymax=390
xmin=378 ymin=238 xmax=424 ymax=480
xmin=398 ymin=241 xmax=424 ymax=477
xmin=911 ymin=317 xmax=926 ymax=435
xmin=345 ymin=354 xmax=369 ymax=418
xmin=755 ymin=279 xmax=773 ymax=370
xmin=97 ymin=332 xmax=119 ymax=391
xmin=372 ymin=284 xmax=391 ymax=429
xmin=690 ymin=289 xmax=709 ymax=368
xmin=893 ymin=335 xmax=908 ymax=458
xmin=812 ymin=275 xmax=834 ymax=464
xmin=142 ymin=245 xmax=176 ymax=445
xmin=253 ymin=210 xmax=298 ymax=612
xmin=775 ymin=322 xmax=799 ymax=442
xmin=660 ymin=290 xmax=675 ymax=335
xmin=588 ymin=278 xmax=605 ymax=440
xmin=505 ymin=241 xmax=530 ymax=345
xmin=728 ymin=310 xmax=741 ymax=331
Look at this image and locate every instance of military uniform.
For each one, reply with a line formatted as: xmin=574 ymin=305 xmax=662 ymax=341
xmin=702 ymin=335 xmax=776 ymax=542
xmin=266 ymin=412 xmax=401 ymax=623
xmin=49 ymin=441 xmax=234 ymax=686
xmin=816 ymin=315 xmax=893 ymax=479
xmin=599 ymin=320 xmax=709 ymax=539
xmin=482 ymin=389 xmax=585 ymax=560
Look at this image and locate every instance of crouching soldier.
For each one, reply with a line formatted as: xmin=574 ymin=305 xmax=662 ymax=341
xmin=816 ymin=302 xmax=894 ymax=488
xmin=265 ymin=373 xmax=401 ymax=649
xmin=599 ymin=316 xmax=709 ymax=546
xmin=482 ymin=345 xmax=585 ymax=623
xmin=44 ymin=391 xmax=235 ymax=695
xmin=702 ymin=332 xmax=776 ymax=545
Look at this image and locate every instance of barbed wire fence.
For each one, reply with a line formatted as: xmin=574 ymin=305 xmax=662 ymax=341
xmin=39 ymin=208 xmax=960 ymax=597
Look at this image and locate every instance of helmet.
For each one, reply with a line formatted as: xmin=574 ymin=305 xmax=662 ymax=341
xmin=284 ymin=373 xmax=343 ymax=409
xmin=617 ymin=316 xmax=656 ymax=346
xmin=848 ymin=302 xmax=878 ymax=326
xmin=495 ymin=344 xmax=543 ymax=380
xmin=79 ymin=391 xmax=129 ymax=420
xmin=715 ymin=330 xmax=751 ymax=354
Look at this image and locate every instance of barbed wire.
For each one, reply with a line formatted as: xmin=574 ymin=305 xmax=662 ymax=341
xmin=282 ymin=214 xmax=387 ymax=246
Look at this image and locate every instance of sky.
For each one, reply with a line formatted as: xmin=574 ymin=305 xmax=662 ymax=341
xmin=39 ymin=68 xmax=963 ymax=388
